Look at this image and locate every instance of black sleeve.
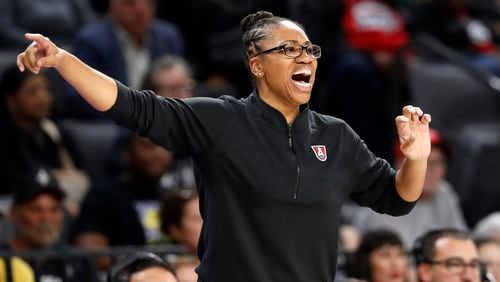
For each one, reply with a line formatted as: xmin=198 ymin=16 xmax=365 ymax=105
xmin=104 ymin=81 xmax=232 ymax=155
xmin=345 ymin=125 xmax=417 ymax=216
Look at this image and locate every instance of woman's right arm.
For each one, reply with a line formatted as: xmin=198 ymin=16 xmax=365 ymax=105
xmin=17 ymin=33 xmax=232 ymax=155
xmin=17 ymin=33 xmax=117 ymax=111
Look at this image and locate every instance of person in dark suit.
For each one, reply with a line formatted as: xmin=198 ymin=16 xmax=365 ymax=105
xmin=68 ymin=0 xmax=185 ymax=118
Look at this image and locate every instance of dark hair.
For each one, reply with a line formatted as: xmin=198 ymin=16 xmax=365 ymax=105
xmin=0 ymin=65 xmax=45 ymax=98
xmin=160 ymin=188 xmax=198 ymax=235
xmin=0 ymin=65 xmax=48 ymax=118
xmin=412 ymin=228 xmax=471 ymax=265
xmin=240 ymin=11 xmax=304 ymax=71
xmin=346 ymin=229 xmax=405 ymax=281
xmin=107 ymin=252 xmax=177 ymax=282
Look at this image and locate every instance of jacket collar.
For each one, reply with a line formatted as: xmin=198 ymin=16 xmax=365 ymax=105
xmin=249 ymin=89 xmax=311 ymax=132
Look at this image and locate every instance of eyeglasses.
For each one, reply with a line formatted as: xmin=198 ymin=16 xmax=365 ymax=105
xmin=253 ymin=42 xmax=321 ymax=59
xmin=428 ymin=258 xmax=481 ymax=275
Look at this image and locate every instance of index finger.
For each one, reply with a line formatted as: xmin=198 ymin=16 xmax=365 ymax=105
xmin=24 ymin=33 xmax=49 ymax=49
xmin=402 ymin=105 xmax=414 ymax=120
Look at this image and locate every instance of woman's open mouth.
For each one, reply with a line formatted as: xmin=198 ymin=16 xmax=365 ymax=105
xmin=291 ymin=69 xmax=312 ymax=92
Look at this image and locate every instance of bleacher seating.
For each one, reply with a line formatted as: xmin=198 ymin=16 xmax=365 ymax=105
xmin=58 ymin=119 xmax=124 ymax=181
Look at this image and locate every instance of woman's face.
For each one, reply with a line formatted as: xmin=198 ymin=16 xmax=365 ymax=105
xmin=252 ymin=20 xmax=318 ymax=112
xmin=369 ymin=244 xmax=409 ymax=282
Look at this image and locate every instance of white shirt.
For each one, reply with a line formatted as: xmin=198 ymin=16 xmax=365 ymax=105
xmin=115 ymin=26 xmax=150 ymax=89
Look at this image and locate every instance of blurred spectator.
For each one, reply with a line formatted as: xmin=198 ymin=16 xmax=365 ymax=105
xmin=141 ymin=53 xmax=236 ymax=99
xmin=476 ymin=237 xmax=500 ymax=282
xmin=409 ymin=0 xmax=500 ymax=76
xmin=412 ymin=229 xmax=481 ymax=282
xmin=0 ymin=0 xmax=95 ymax=50
xmin=142 ymin=55 xmax=196 ymax=99
xmin=344 ymin=229 xmax=411 ymax=282
xmin=475 ymin=212 xmax=500 ymax=242
xmin=160 ymin=189 xmax=202 ymax=255
xmin=1 ymin=171 xmax=96 ymax=282
xmin=0 ymin=256 xmax=35 ymax=282
xmin=185 ymin=0 xmax=287 ymax=97
xmin=318 ymin=0 xmax=411 ymax=162
xmin=69 ymin=0 xmax=185 ymax=118
xmin=0 ymin=65 xmax=90 ymax=217
xmin=108 ymin=252 xmax=177 ymax=282
xmin=352 ymin=128 xmax=468 ymax=247
xmin=71 ymin=134 xmax=195 ymax=264
xmin=339 ymin=224 xmax=362 ymax=254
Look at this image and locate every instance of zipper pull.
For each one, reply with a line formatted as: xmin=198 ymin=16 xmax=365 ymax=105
xmin=288 ymin=126 xmax=292 ymax=148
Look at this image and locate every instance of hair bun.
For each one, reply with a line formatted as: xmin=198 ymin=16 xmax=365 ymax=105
xmin=240 ymin=11 xmax=274 ymax=33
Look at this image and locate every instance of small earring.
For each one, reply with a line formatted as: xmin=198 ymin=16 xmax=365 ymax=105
xmin=258 ymin=72 xmax=263 ymax=77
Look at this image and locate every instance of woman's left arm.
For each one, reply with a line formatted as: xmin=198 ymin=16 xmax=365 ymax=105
xmin=394 ymin=105 xmax=432 ymax=202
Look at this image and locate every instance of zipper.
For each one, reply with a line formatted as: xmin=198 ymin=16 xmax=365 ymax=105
xmin=288 ymin=126 xmax=301 ymax=199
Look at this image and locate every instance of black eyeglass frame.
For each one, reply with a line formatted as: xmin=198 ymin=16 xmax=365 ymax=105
xmin=427 ymin=258 xmax=482 ymax=274
xmin=252 ymin=42 xmax=321 ymax=59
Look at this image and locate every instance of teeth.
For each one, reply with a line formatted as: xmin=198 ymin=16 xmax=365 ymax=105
xmin=293 ymin=69 xmax=311 ymax=76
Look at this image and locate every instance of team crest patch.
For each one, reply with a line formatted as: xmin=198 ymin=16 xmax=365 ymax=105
xmin=311 ymin=145 xmax=327 ymax=161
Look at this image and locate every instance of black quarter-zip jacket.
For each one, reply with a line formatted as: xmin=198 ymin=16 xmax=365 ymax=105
xmin=105 ymin=82 xmax=417 ymax=282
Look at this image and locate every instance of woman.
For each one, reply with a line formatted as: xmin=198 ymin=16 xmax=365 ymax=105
xmin=345 ymin=229 xmax=411 ymax=282
xmin=160 ymin=188 xmax=202 ymax=254
xmin=17 ymin=11 xmax=431 ymax=281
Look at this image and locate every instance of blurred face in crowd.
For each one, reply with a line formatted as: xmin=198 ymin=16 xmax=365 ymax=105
xmin=153 ymin=65 xmax=195 ymax=99
xmin=422 ymin=146 xmax=447 ymax=199
xmin=129 ymin=266 xmax=178 ymax=282
xmin=250 ymin=20 xmax=318 ymax=114
xmin=170 ymin=197 xmax=202 ymax=253
xmin=369 ymin=244 xmax=409 ymax=282
xmin=110 ymin=0 xmax=155 ymax=41
xmin=478 ymin=241 xmax=500 ymax=282
xmin=128 ymin=135 xmax=174 ymax=180
xmin=6 ymin=74 xmax=53 ymax=128
xmin=418 ymin=237 xmax=480 ymax=282
xmin=11 ymin=194 xmax=63 ymax=249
